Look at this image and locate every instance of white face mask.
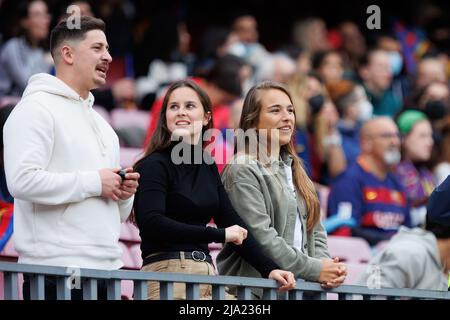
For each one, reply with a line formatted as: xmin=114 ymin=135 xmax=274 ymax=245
xmin=383 ymin=149 xmax=401 ymax=166
xmin=228 ymin=42 xmax=247 ymax=58
xmin=358 ymin=100 xmax=374 ymax=122
xmin=388 ymin=51 xmax=403 ymax=76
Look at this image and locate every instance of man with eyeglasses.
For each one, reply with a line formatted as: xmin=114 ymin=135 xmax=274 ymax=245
xmin=327 ymin=117 xmax=411 ymax=246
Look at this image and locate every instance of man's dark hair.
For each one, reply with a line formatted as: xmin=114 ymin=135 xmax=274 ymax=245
xmin=205 ymin=54 xmax=246 ymax=97
xmin=426 ymin=214 xmax=450 ymax=239
xmin=50 ymin=16 xmax=105 ymax=59
xmin=358 ymin=48 xmax=385 ymax=69
xmin=312 ymin=50 xmax=339 ymax=70
xmin=18 ymin=0 xmax=33 ymax=21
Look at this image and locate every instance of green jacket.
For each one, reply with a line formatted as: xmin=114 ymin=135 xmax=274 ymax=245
xmin=217 ymin=153 xmax=330 ymax=282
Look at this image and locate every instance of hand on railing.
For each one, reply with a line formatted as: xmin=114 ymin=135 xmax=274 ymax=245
xmin=268 ymin=269 xmax=297 ymax=292
xmin=319 ymin=257 xmax=347 ymax=289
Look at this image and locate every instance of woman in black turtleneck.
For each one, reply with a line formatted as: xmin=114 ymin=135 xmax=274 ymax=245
xmin=133 ymin=79 xmax=295 ymax=299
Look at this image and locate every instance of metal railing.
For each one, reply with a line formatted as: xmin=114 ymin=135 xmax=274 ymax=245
xmin=1 ymin=261 xmax=449 ymax=300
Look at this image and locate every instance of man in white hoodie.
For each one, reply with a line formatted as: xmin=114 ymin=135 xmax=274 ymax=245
xmin=3 ymin=16 xmax=139 ymax=299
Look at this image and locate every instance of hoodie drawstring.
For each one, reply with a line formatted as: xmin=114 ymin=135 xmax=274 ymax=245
xmin=82 ymin=98 xmax=107 ymax=156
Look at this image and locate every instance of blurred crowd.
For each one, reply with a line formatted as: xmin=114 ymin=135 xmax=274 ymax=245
xmin=0 ymin=0 xmax=450 ymax=247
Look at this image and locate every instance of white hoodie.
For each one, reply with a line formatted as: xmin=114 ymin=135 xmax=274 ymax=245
xmin=4 ymin=73 xmax=133 ymax=270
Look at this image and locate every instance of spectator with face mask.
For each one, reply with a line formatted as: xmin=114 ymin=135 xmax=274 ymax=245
xmin=327 ymin=117 xmax=411 ymax=246
xmin=376 ymin=34 xmax=411 ymax=106
xmin=358 ymin=49 xmax=402 ymax=117
xmin=414 ymin=82 xmax=449 ymax=125
xmin=376 ymin=35 xmax=404 ymax=78
xmin=227 ymin=13 xmax=270 ymax=80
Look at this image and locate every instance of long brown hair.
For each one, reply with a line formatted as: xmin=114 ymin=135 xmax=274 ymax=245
xmin=129 ymin=79 xmax=214 ymax=223
xmin=236 ymin=80 xmax=320 ymax=231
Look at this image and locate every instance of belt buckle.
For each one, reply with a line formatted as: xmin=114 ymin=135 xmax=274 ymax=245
xmin=191 ymin=251 xmax=206 ymax=262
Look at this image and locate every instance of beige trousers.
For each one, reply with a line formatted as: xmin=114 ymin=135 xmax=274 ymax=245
xmin=141 ymin=254 xmax=215 ymax=300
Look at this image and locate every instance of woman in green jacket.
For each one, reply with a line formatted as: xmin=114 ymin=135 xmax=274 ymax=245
xmin=218 ymin=81 xmax=347 ymax=288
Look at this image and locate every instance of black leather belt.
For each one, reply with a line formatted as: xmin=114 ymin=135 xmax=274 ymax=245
xmin=143 ymin=251 xmax=213 ymax=266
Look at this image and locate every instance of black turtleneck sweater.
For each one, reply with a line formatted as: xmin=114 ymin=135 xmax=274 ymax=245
xmin=134 ymin=144 xmax=279 ymax=278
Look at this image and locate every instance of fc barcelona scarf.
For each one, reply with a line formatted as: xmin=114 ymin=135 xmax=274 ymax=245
xmin=0 ymin=200 xmax=13 ymax=252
